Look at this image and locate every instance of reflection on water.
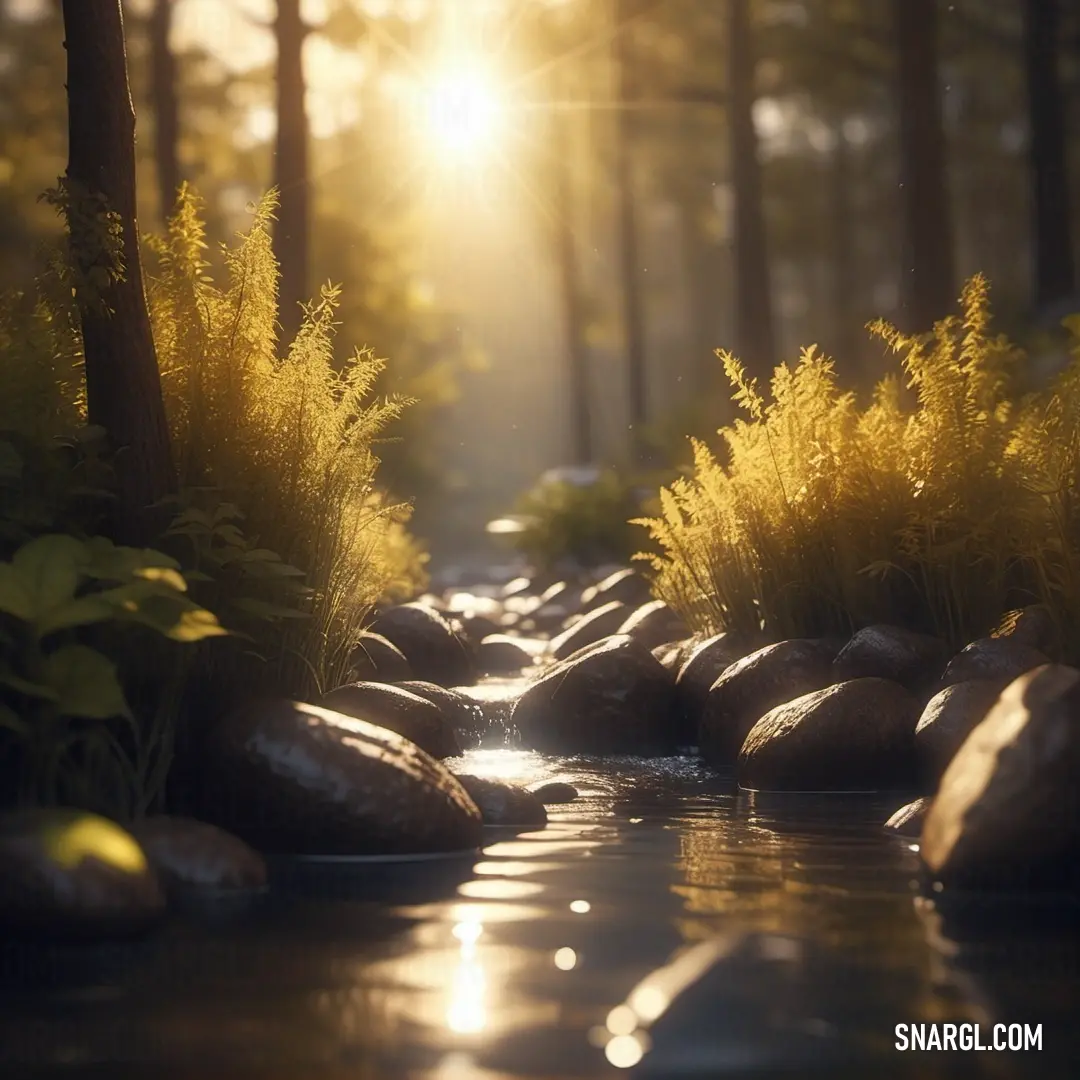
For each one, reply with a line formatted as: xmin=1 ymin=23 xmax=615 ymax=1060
xmin=1 ymin=748 xmax=1078 ymax=1078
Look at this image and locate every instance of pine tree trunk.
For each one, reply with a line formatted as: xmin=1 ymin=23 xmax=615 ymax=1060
xmin=613 ymin=0 xmax=649 ymax=457
xmin=149 ymin=0 xmax=181 ymax=222
xmin=894 ymin=0 xmax=955 ymax=331
xmin=273 ymin=0 xmax=310 ymax=347
xmin=553 ymin=107 xmax=593 ymax=466
xmin=727 ymin=0 xmax=775 ymax=380
xmin=830 ymin=124 xmax=858 ymax=368
xmin=1022 ymin=0 xmax=1075 ymax=311
xmin=62 ymin=0 xmax=176 ymax=546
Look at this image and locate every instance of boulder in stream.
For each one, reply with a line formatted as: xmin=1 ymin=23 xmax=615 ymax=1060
xmin=453 ymin=775 xmax=548 ymax=826
xmin=0 ymin=808 xmax=165 ymax=941
xmin=737 ymin=677 xmax=920 ymax=791
xmin=832 ymin=624 xmax=949 ymax=696
xmin=884 ymin=796 xmax=933 ymax=837
xmin=921 ymin=664 xmax=1080 ymax=890
xmin=617 ymin=600 xmax=691 ymax=652
xmin=513 ymin=635 xmax=680 ymax=755
xmin=549 ymin=600 xmax=629 ymax=660
xmin=347 ymin=631 xmax=413 ymax=684
xmin=367 ymin=602 xmax=476 ymax=687
xmin=392 ymin=680 xmax=488 ymax=746
xmin=914 ymin=679 xmax=1003 ymax=782
xmin=939 ymin=638 xmax=1050 ymax=691
xmin=206 ymin=699 xmax=483 ymax=856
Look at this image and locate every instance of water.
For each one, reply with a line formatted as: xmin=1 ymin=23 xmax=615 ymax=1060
xmin=1 ymin=749 xmax=1078 ymax=1078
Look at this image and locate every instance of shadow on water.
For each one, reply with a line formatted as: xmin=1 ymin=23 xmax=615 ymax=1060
xmin=1 ymin=750 xmax=1078 ymax=1078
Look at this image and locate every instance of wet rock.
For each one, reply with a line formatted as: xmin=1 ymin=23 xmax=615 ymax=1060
xmin=549 ymin=600 xmax=629 ymax=660
xmin=991 ymin=605 xmax=1057 ymax=652
xmin=452 ymin=612 xmax=502 ymax=650
xmin=452 ymin=775 xmax=548 ymax=826
xmin=939 ymin=638 xmax=1050 ymax=691
xmin=699 ymin=639 xmax=838 ymax=768
xmin=206 ymin=699 xmax=483 ymax=856
xmin=128 ymin=816 xmax=267 ymax=894
xmin=529 ymin=782 xmax=578 ymax=804
xmin=921 ymin=664 xmax=1080 ymax=890
xmin=579 ymin=567 xmax=652 ymax=609
xmin=478 ymin=634 xmax=535 ymax=675
xmin=675 ymin=633 xmax=747 ymax=739
xmin=617 ymin=600 xmax=691 ymax=652
xmin=501 ymin=575 xmax=532 ymax=599
xmin=513 ymin=635 xmax=679 ymax=756
xmin=320 ymin=682 xmax=461 ymax=759
xmin=368 ymin=602 xmax=475 ymax=687
xmin=0 ymin=809 xmax=165 ymax=941
xmin=884 ymin=796 xmax=933 ymax=837
xmin=738 ymin=678 xmax=920 ymax=792
xmin=347 ymin=631 xmax=412 ymax=684
xmin=832 ymin=624 xmax=949 ymax=695
xmin=392 ymin=680 xmax=488 ymax=746
xmin=915 ymin=680 xmax=1004 ymax=782
xmin=652 ymin=640 xmax=686 ymax=672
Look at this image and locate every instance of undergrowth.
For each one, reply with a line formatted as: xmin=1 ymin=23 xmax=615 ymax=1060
xmin=636 ymin=276 xmax=1080 ymax=660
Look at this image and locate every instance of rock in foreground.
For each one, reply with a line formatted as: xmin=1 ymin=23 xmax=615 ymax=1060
xmin=738 ymin=678 xmax=920 ymax=791
xmin=921 ymin=664 xmax=1080 ymax=890
xmin=513 ymin=635 xmax=679 ymax=756
xmin=529 ymin=782 xmax=579 ymax=804
xmin=453 ymin=775 xmax=548 ymax=826
xmin=884 ymin=797 xmax=932 ymax=837
xmin=914 ymin=680 xmax=1003 ymax=782
xmin=832 ymin=624 xmax=949 ymax=695
xmin=128 ymin=816 xmax=267 ymax=895
xmin=207 ymin=699 xmax=483 ymax=856
xmin=0 ymin=809 xmax=165 ymax=941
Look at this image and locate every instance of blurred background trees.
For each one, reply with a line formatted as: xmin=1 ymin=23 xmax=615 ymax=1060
xmin=0 ymin=0 xmax=1077 ymax=573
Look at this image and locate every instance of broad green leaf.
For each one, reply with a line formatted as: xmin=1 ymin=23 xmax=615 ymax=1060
xmin=239 ymin=548 xmax=285 ymax=563
xmin=0 ymin=671 xmax=58 ymax=700
xmin=43 ymin=645 xmax=131 ymax=720
xmin=35 ymin=594 xmax=117 ymax=637
xmin=212 ymin=523 xmax=246 ymax=547
xmin=238 ymin=559 xmax=306 ymax=579
xmin=114 ymin=591 xmax=228 ymax=642
xmin=13 ymin=534 xmax=85 ymax=615
xmin=82 ymin=537 xmax=180 ymax=581
xmin=211 ymin=503 xmax=244 ymax=524
xmin=165 ymin=607 xmax=230 ymax=642
xmin=231 ymin=597 xmax=311 ymax=620
xmin=133 ymin=565 xmax=188 ymax=593
xmin=0 ymin=564 xmax=33 ymax=621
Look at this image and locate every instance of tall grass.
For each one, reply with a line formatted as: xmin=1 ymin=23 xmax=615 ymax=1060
xmin=637 ymin=276 xmax=1080 ymax=659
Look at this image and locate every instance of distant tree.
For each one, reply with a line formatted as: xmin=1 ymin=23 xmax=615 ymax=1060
xmin=148 ymin=0 xmax=181 ymax=222
xmin=61 ymin=0 xmax=176 ymax=544
xmin=613 ymin=0 xmax=649 ymax=456
xmin=894 ymin=0 xmax=955 ymax=330
xmin=727 ymin=0 xmax=775 ymax=378
xmin=1022 ymin=0 xmax=1075 ymax=310
xmin=273 ymin=0 xmax=310 ymax=345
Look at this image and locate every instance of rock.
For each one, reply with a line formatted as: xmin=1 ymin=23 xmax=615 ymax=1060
xmin=579 ymin=568 xmax=651 ymax=609
xmin=320 ymin=682 xmax=461 ymax=759
xmin=699 ymin=639 xmax=838 ymax=768
xmin=921 ymin=664 xmax=1080 ymax=890
xmin=478 ymin=634 xmax=534 ymax=675
xmin=206 ymin=699 xmax=483 ymax=856
xmin=453 ymin=612 xmax=502 ymax=650
xmin=675 ymin=633 xmax=747 ymax=740
xmin=513 ymin=635 xmax=679 ymax=756
xmin=991 ymin=605 xmax=1057 ymax=652
xmin=529 ymin=782 xmax=579 ymax=804
xmin=832 ymin=625 xmax=949 ymax=694
xmin=453 ymin=775 xmax=548 ymax=826
xmin=0 ymin=809 xmax=165 ymax=941
xmin=128 ymin=816 xmax=266 ymax=894
xmin=347 ymin=631 xmax=412 ymax=684
xmin=939 ymin=638 xmax=1050 ymax=691
xmin=652 ymin=641 xmax=685 ymax=672
xmin=392 ymin=680 xmax=487 ymax=746
xmin=549 ymin=600 xmax=629 ymax=660
xmin=617 ymin=600 xmax=691 ymax=652
xmin=738 ymin=678 xmax=921 ymax=791
xmin=884 ymin=797 xmax=932 ymax=837
xmin=367 ymin=602 xmax=475 ymax=687
xmin=501 ymin=575 xmax=531 ymax=599
xmin=915 ymin=680 xmax=1004 ymax=782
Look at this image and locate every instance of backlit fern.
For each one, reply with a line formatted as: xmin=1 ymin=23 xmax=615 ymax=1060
xmin=637 ymin=276 xmax=1080 ymax=659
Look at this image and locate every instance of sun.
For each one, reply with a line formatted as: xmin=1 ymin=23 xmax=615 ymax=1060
xmin=423 ymin=69 xmax=503 ymax=156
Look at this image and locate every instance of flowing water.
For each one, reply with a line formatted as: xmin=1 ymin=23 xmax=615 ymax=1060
xmin=2 ymin=747 xmax=1079 ymax=1079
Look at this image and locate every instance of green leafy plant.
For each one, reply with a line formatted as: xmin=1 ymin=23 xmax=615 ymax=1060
xmin=637 ymin=276 xmax=1080 ymax=658
xmin=0 ymin=533 xmax=225 ymax=813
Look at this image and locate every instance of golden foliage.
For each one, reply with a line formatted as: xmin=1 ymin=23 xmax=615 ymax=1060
xmin=637 ymin=276 xmax=1080 ymax=657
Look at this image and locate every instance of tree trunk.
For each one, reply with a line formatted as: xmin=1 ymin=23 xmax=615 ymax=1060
xmin=894 ymin=0 xmax=955 ymax=331
xmin=1022 ymin=0 xmax=1075 ymax=311
xmin=273 ymin=0 xmax=310 ymax=346
xmin=829 ymin=123 xmax=859 ymax=368
xmin=552 ymin=106 xmax=593 ymax=466
xmin=613 ymin=0 xmax=649 ymax=458
xmin=149 ymin=0 xmax=181 ymax=223
xmin=727 ymin=0 xmax=775 ymax=380
xmin=62 ymin=0 xmax=176 ymax=546
xmin=679 ymin=192 xmax=728 ymax=398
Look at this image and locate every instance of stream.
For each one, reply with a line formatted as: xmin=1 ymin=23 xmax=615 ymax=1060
xmin=2 ymin=745 xmax=1079 ymax=1077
